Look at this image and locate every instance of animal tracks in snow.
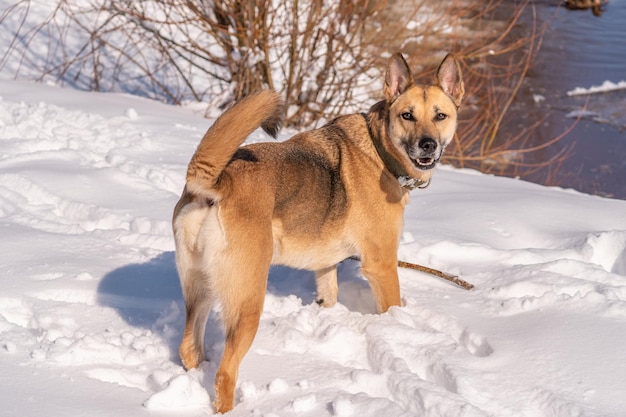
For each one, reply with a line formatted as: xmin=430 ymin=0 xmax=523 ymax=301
xmin=231 ymin=291 xmax=495 ymax=416
xmin=0 ymin=95 xmax=177 ymax=252
xmin=0 ymin=173 xmax=172 ymax=251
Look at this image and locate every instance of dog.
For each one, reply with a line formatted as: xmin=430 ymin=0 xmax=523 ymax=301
xmin=172 ymin=52 xmax=464 ymax=413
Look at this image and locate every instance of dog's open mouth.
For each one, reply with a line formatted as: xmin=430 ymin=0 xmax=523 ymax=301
xmin=411 ymin=156 xmax=437 ymax=170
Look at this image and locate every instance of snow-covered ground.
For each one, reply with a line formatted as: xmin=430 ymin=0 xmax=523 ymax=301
xmin=1 ymin=78 xmax=626 ymax=417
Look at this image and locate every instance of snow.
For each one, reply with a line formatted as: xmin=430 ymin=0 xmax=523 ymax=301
xmin=564 ymin=80 xmax=626 ymax=129
xmin=1 ymin=77 xmax=626 ymax=417
xmin=567 ymin=80 xmax=626 ymax=96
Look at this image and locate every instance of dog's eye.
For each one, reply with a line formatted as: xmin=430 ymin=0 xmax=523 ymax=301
xmin=435 ymin=112 xmax=447 ymax=121
xmin=401 ymin=112 xmax=414 ymax=121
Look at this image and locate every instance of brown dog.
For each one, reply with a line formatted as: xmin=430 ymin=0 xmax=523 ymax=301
xmin=172 ymin=52 xmax=463 ymax=413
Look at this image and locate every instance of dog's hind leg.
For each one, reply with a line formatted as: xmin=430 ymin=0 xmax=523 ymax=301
xmin=315 ymin=266 xmax=338 ymax=307
xmin=179 ymin=267 xmax=213 ymax=370
xmin=174 ymin=197 xmax=216 ymax=370
xmin=212 ymin=228 xmax=272 ymax=413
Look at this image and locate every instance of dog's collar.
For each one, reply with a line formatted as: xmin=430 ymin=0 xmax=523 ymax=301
xmin=398 ymin=176 xmax=431 ymax=190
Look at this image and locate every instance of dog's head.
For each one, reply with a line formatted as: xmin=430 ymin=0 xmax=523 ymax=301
xmin=378 ymin=53 xmax=464 ymax=183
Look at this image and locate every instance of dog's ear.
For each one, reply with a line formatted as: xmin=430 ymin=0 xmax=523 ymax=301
xmin=436 ymin=54 xmax=464 ymax=107
xmin=384 ymin=53 xmax=414 ymax=103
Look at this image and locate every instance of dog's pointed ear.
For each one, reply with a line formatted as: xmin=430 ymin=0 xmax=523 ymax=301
xmin=384 ymin=53 xmax=414 ymax=103
xmin=436 ymin=54 xmax=464 ymax=107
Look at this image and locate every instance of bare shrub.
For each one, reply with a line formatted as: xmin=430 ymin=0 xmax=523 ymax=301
xmin=1 ymin=0 xmax=569 ymax=181
xmin=1 ymin=0 xmax=391 ymax=127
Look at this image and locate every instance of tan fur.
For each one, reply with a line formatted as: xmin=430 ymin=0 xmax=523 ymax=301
xmin=172 ymin=53 xmax=464 ymax=413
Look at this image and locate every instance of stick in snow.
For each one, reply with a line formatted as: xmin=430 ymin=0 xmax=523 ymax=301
xmin=398 ymin=260 xmax=474 ymax=290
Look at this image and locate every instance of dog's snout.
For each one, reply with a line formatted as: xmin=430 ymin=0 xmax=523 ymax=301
xmin=419 ymin=138 xmax=438 ymax=154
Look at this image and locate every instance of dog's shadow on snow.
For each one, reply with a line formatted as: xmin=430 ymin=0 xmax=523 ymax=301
xmin=267 ymin=259 xmax=377 ymax=314
xmin=97 ymin=252 xmax=375 ymax=362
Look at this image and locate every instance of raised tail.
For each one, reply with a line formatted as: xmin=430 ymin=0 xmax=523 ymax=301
xmin=185 ymin=90 xmax=284 ymax=195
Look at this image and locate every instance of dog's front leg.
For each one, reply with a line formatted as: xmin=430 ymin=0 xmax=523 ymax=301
xmin=360 ymin=255 xmax=401 ymax=313
xmin=315 ymin=266 xmax=338 ymax=307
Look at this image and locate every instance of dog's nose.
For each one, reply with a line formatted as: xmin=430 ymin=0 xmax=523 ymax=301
xmin=419 ymin=138 xmax=438 ymax=154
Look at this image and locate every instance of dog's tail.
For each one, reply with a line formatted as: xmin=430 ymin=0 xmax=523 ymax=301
xmin=185 ymin=90 xmax=284 ymax=196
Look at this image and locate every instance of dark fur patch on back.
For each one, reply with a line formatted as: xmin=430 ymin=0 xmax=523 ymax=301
xmin=231 ymin=148 xmax=259 ymax=163
xmin=273 ymin=136 xmax=348 ymax=233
